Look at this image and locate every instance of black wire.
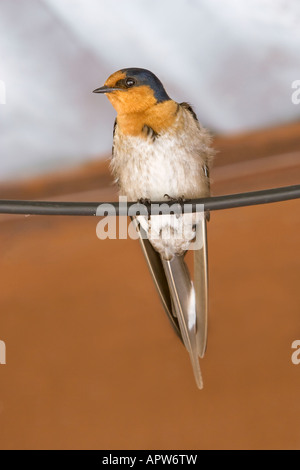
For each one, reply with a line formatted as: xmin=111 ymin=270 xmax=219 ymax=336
xmin=0 ymin=184 xmax=299 ymax=216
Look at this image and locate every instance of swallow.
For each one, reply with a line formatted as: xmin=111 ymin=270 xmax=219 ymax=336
xmin=94 ymin=68 xmax=214 ymax=389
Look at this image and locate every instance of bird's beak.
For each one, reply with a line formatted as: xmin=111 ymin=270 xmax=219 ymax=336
xmin=93 ymin=85 xmax=122 ymax=94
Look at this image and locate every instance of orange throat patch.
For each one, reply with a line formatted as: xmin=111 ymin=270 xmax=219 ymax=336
xmin=115 ymin=99 xmax=179 ymax=137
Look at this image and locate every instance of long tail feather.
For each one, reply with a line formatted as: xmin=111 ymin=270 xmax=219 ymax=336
xmin=194 ymin=217 xmax=209 ymax=358
xmin=161 ymin=255 xmax=203 ymax=389
xmin=133 ymin=215 xmax=208 ymax=389
xmin=131 ymin=217 xmax=182 ymax=340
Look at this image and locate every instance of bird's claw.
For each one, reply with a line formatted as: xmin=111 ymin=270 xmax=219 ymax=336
xmin=164 ymin=194 xmax=190 ymax=212
xmin=138 ymin=198 xmax=152 ymax=220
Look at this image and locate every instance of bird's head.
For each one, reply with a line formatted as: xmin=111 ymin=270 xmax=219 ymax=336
xmin=93 ymin=68 xmax=171 ymax=114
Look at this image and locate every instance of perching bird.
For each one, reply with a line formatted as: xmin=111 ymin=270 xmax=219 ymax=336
xmin=94 ymin=68 xmax=214 ymax=389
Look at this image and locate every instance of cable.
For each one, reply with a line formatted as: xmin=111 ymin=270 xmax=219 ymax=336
xmin=0 ymin=184 xmax=299 ymax=216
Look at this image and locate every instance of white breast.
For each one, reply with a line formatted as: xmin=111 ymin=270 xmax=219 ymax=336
xmin=110 ymin=106 xmax=213 ymax=259
xmin=111 ymin=106 xmax=212 ymax=201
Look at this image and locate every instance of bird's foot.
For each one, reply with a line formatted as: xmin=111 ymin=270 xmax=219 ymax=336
xmin=164 ymin=194 xmax=190 ymax=212
xmin=137 ymin=198 xmax=152 ymax=220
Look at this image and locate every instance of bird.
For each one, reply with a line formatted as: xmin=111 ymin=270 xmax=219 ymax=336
xmin=93 ymin=68 xmax=214 ymax=389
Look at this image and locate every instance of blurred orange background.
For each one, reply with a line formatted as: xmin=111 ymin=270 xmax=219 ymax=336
xmin=0 ymin=126 xmax=300 ymax=449
xmin=0 ymin=0 xmax=300 ymax=450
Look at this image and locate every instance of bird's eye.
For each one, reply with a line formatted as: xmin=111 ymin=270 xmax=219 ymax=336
xmin=125 ymin=78 xmax=136 ymax=88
